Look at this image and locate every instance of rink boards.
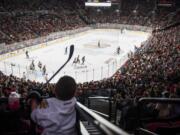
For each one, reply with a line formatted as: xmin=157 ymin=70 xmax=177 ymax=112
xmin=0 ymin=28 xmax=150 ymax=83
xmin=0 ymin=29 xmax=148 ymax=61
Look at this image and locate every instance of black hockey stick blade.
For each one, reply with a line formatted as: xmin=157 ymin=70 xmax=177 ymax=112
xmin=68 ymin=45 xmax=74 ymax=61
xmin=43 ymin=44 xmax=74 ymax=87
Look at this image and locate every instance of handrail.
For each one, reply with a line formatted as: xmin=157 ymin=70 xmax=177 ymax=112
xmin=137 ymin=128 xmax=159 ymax=135
xmin=76 ymin=102 xmax=129 ymax=135
xmin=137 ymin=97 xmax=180 ymax=133
xmin=87 ymin=96 xmax=115 ymax=121
xmin=88 ymin=96 xmax=110 ymax=100
xmin=80 ymin=121 xmax=90 ymax=135
xmin=90 ymin=109 xmax=109 ymax=118
xmin=138 ymin=97 xmax=180 ymax=104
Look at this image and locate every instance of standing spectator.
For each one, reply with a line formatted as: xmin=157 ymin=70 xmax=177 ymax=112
xmin=31 ymin=76 xmax=78 ymax=135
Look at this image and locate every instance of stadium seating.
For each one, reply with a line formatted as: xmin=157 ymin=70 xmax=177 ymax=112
xmin=0 ymin=0 xmax=179 ymax=134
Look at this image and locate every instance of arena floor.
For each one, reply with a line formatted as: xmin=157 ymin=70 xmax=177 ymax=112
xmin=0 ymin=29 xmax=150 ymax=83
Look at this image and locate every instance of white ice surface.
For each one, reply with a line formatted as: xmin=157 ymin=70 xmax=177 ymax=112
xmin=0 ymin=29 xmax=150 ymax=83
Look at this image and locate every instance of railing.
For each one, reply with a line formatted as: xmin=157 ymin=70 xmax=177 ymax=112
xmin=76 ymin=101 xmax=129 ymax=135
xmin=0 ymin=27 xmax=92 ymax=55
xmin=138 ymin=97 xmax=180 ymax=104
xmin=135 ymin=98 xmax=180 ymax=135
xmin=0 ymin=54 xmax=128 ymax=83
xmin=136 ymin=128 xmax=159 ymax=135
xmin=0 ymin=96 xmax=129 ymax=135
xmin=93 ymin=23 xmax=152 ymax=33
xmin=87 ymin=96 xmax=115 ymax=122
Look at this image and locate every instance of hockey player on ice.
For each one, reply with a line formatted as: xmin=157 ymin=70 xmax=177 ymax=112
xmin=42 ymin=65 xmax=46 ymax=75
xmin=44 ymin=73 xmax=48 ymax=82
xmin=117 ymin=46 xmax=121 ymax=55
xmin=10 ymin=63 xmax=15 ymax=67
xmin=72 ymin=57 xmax=77 ymax=65
xmin=30 ymin=63 xmax=35 ymax=71
xmin=81 ymin=56 xmax=85 ymax=65
xmin=25 ymin=50 xmax=29 ymax=59
xmin=123 ymin=28 xmax=126 ymax=34
xmin=98 ymin=40 xmax=100 ymax=48
xmin=30 ymin=60 xmax=35 ymax=71
xmin=65 ymin=46 xmax=68 ymax=55
xmin=121 ymin=28 xmax=123 ymax=34
xmin=32 ymin=60 xmax=35 ymax=66
xmin=38 ymin=61 xmax=42 ymax=70
xmin=76 ymin=55 xmax=80 ymax=64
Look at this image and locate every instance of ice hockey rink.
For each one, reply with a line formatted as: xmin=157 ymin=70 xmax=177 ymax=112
xmin=0 ymin=29 xmax=150 ymax=83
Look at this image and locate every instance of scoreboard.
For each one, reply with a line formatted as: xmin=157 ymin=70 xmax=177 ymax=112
xmin=85 ymin=0 xmax=112 ymax=7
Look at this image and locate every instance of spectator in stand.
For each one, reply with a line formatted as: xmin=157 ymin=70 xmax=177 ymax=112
xmin=30 ymin=76 xmax=78 ymax=135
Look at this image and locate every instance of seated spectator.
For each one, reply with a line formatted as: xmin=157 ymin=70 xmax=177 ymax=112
xmin=155 ymin=91 xmax=171 ymax=118
xmin=30 ymin=76 xmax=78 ymax=135
xmin=170 ymin=87 xmax=180 ymax=117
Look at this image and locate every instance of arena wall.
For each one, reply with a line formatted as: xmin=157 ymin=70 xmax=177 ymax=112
xmin=0 ymin=24 xmax=152 ymax=61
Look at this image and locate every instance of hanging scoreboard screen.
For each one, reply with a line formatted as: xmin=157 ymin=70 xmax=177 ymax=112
xmin=85 ymin=0 xmax=112 ymax=7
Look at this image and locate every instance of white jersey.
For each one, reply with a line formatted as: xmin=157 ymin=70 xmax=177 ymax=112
xmin=31 ymin=97 xmax=77 ymax=135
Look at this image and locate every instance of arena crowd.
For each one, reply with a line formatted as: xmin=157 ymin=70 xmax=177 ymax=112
xmin=0 ymin=0 xmax=179 ymax=133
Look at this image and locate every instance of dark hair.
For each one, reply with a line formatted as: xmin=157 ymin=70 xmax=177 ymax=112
xmin=55 ymin=76 xmax=76 ymax=100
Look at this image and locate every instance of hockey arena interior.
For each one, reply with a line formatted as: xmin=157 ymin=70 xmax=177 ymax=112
xmin=0 ymin=0 xmax=179 ymax=135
